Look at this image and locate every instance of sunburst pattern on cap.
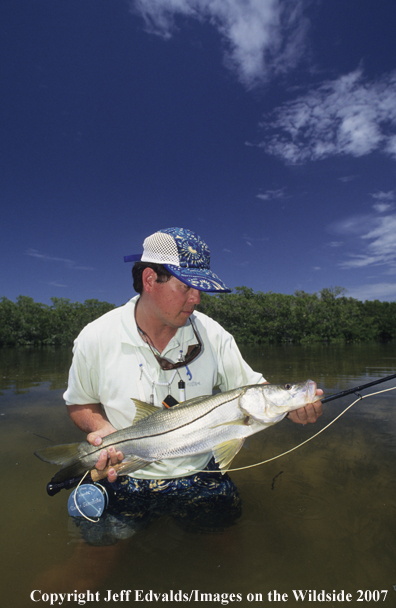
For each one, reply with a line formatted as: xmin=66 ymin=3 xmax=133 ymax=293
xmin=124 ymin=227 xmax=231 ymax=293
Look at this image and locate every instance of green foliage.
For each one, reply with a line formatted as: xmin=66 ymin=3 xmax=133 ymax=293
xmin=197 ymin=287 xmax=396 ymax=344
xmin=2 ymin=287 xmax=396 ymax=347
xmin=0 ymin=296 xmax=115 ymax=346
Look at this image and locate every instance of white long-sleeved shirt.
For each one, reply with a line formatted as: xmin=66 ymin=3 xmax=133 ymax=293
xmin=63 ymin=296 xmax=264 ymax=479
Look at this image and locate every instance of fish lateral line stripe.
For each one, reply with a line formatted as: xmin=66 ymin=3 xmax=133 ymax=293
xmin=79 ymin=391 xmax=245 ymax=456
xmin=100 ymin=390 xmax=246 ymax=447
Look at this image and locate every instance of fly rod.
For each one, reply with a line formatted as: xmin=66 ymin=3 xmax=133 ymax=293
xmin=321 ymin=372 xmax=396 ymax=404
xmin=44 ymin=373 xmax=396 ymax=495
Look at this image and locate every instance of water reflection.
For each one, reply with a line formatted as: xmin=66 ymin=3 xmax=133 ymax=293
xmin=241 ymin=341 xmax=396 ymax=392
xmin=0 ymin=346 xmax=71 ymax=393
xmin=2 ymin=344 xmax=396 ymax=607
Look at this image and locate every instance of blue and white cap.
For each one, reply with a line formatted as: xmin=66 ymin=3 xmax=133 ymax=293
xmin=124 ymin=227 xmax=231 ymax=293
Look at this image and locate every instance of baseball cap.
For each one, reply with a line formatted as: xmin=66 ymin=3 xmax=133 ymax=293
xmin=124 ymin=227 xmax=231 ymax=293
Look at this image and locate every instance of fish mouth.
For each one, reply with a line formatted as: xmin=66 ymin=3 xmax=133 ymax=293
xmin=306 ymin=379 xmax=320 ymax=402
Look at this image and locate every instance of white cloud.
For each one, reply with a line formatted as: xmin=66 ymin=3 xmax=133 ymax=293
xmin=26 ymin=249 xmax=94 ymax=271
xmin=338 ymin=175 xmax=358 ymax=183
xmin=256 ymin=188 xmax=286 ymax=201
xmin=256 ymin=68 xmax=396 ymax=163
xmin=370 ymin=191 xmax=395 ymax=214
xmin=385 ymin=135 xmax=396 ymax=157
xmin=332 ymin=214 xmax=373 ymax=236
xmin=370 ymin=190 xmax=395 ymax=200
xmin=361 ymin=215 xmax=396 ymax=257
xmin=372 ymin=202 xmax=394 ymax=213
xmin=346 ymin=283 xmax=396 ymax=302
xmin=131 ymin=0 xmax=309 ymax=86
xmin=331 ymin=207 xmax=396 ymax=271
xmin=242 ymin=233 xmax=268 ymax=245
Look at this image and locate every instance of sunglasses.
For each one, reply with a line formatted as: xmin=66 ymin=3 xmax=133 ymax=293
xmin=139 ymin=319 xmax=202 ymax=371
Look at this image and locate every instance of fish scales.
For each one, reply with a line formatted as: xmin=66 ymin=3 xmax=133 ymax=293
xmin=35 ymin=380 xmax=320 ymax=482
xmin=126 ymin=392 xmax=246 ymax=461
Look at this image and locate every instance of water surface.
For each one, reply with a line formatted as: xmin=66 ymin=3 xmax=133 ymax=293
xmin=2 ymin=344 xmax=396 ymax=607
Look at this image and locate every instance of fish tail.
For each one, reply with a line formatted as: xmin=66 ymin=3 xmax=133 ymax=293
xmin=35 ymin=442 xmax=96 ymax=484
xmin=34 ymin=442 xmax=82 ymax=465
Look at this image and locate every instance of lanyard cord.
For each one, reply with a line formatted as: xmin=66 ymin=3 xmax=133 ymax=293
xmin=135 ymin=315 xmax=190 ymax=403
xmin=139 ymin=363 xmax=178 ymax=388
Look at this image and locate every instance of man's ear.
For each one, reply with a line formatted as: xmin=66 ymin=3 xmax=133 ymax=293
xmin=142 ymin=267 xmax=157 ymax=293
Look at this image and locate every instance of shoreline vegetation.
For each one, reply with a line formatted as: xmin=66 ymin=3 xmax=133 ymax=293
xmin=1 ymin=287 xmax=395 ymax=347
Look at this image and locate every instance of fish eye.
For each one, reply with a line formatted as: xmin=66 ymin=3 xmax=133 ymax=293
xmin=284 ymin=383 xmax=292 ymax=390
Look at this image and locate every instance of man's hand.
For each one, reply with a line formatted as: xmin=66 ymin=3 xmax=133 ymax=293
xmin=287 ymin=388 xmax=323 ymax=425
xmin=87 ymin=431 xmax=124 ymax=483
xmin=67 ymin=404 xmax=124 ymax=483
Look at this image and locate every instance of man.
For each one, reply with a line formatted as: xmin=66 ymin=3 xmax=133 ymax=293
xmin=64 ymin=227 xmax=322 ymax=543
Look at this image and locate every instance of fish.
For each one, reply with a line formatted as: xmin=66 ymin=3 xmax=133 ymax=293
xmin=35 ymin=380 xmax=321 ymax=483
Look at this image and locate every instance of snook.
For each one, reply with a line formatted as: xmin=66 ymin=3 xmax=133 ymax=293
xmin=35 ymin=380 xmax=320 ymax=483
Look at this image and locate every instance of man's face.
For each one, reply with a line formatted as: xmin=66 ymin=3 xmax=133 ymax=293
xmin=145 ymin=272 xmax=201 ymax=328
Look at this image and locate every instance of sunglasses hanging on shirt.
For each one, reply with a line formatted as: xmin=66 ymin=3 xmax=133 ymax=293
xmin=137 ymin=319 xmax=201 ymax=405
xmin=137 ymin=319 xmax=202 ymax=371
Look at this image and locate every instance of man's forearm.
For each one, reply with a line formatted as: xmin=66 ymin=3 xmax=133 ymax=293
xmin=67 ymin=403 xmax=116 ymax=437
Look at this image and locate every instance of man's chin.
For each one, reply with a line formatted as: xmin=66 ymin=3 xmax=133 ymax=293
xmin=178 ymin=312 xmax=193 ymax=325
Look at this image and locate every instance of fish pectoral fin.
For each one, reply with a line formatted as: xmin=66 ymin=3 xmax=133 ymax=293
xmin=213 ymin=438 xmax=245 ymax=472
xmin=210 ymin=416 xmax=251 ymax=430
xmin=34 ymin=442 xmax=81 ymax=465
xmin=131 ymin=399 xmax=159 ymax=422
xmin=239 ymin=405 xmax=262 ymax=424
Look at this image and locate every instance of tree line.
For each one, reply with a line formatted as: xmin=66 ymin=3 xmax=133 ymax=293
xmin=1 ymin=287 xmax=396 ymax=347
xmin=197 ymin=286 xmax=396 ymax=344
xmin=0 ymin=296 xmax=116 ymax=346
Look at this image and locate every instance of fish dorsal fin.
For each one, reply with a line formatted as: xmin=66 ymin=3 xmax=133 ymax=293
xmin=131 ymin=399 xmax=159 ymax=422
xmin=132 ymin=394 xmax=215 ymax=420
xmin=213 ymin=438 xmax=245 ymax=472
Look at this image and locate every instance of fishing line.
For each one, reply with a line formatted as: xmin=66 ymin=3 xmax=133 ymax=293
xmin=226 ymin=385 xmax=396 ymax=473
xmin=180 ymin=384 xmax=396 ymax=476
xmin=63 ymin=385 xmax=396 ymax=523
xmin=46 ymin=376 xmax=396 ymax=499
xmin=72 ymin=471 xmax=101 ymax=523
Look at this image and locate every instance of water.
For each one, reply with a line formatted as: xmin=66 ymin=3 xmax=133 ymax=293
xmin=2 ymin=344 xmax=396 ymax=607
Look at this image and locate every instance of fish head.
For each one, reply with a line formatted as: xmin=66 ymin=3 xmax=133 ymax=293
xmin=240 ymin=380 xmax=320 ymax=423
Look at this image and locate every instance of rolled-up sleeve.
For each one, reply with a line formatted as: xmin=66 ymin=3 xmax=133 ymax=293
xmin=216 ymin=332 xmax=265 ymax=392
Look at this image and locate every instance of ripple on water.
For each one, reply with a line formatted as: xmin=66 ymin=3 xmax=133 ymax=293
xmin=270 ymin=474 xmax=334 ymax=521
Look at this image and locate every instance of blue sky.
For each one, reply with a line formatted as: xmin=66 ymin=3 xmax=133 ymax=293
xmin=2 ymin=0 xmax=396 ymax=306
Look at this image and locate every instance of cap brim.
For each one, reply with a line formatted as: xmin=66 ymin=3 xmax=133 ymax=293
xmin=164 ymin=264 xmax=231 ymax=293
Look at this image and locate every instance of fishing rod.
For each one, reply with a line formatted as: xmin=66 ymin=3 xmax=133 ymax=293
xmin=44 ymin=373 xmax=396 ymax=495
xmin=47 ymin=474 xmax=91 ymax=496
xmin=321 ymin=372 xmax=396 ymax=404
